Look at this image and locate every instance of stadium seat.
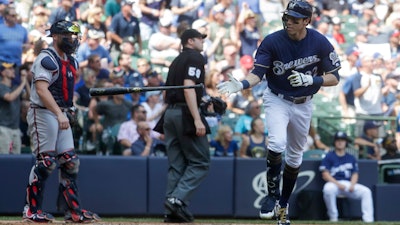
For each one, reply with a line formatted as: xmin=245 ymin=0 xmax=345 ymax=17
xmin=303 ymin=149 xmax=326 ymax=160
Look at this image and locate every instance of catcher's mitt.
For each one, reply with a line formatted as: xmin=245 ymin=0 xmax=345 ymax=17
xmin=66 ymin=107 xmax=78 ymax=127
xmin=200 ymin=96 xmax=227 ymax=117
xmin=210 ymin=96 xmax=227 ymax=115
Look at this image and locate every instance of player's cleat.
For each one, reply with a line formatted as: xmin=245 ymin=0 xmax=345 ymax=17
xmin=163 ymin=214 xmax=187 ymax=223
xmin=275 ymin=203 xmax=290 ymax=225
xmin=259 ymin=195 xmax=278 ymax=219
xmin=23 ymin=206 xmax=55 ymax=223
xmin=164 ymin=198 xmax=194 ymax=223
xmin=64 ymin=209 xmax=101 ymax=223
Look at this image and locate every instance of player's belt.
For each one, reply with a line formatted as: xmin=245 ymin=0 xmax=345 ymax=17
xmin=30 ymin=104 xmax=75 ymax=112
xmin=270 ymin=89 xmax=313 ymax=104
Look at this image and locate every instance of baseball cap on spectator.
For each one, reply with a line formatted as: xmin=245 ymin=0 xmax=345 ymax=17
xmin=121 ymin=0 xmax=134 ymax=6
xmin=333 ymin=131 xmax=350 ymax=142
xmin=180 ymin=29 xmax=207 ymax=45
xmin=111 ymin=68 xmax=124 ymax=79
xmin=159 ymin=11 xmax=174 ymax=27
xmin=363 ymin=121 xmax=381 ymax=132
xmin=147 ymin=71 xmax=159 ymax=78
xmin=0 ymin=0 xmax=9 ymax=5
xmin=145 ymin=90 xmax=161 ymax=99
xmin=0 ymin=61 xmax=15 ymax=71
xmin=382 ymin=135 xmax=396 ymax=149
xmin=373 ymin=52 xmax=384 ymax=60
xmin=87 ymin=29 xmax=105 ymax=39
xmin=240 ymin=55 xmax=254 ymax=70
xmin=122 ymin=36 xmax=135 ymax=45
xmin=345 ymin=47 xmax=359 ymax=57
xmin=243 ymin=9 xmax=256 ymax=20
xmin=391 ymin=31 xmax=400 ymax=38
xmin=211 ymin=4 xmax=225 ymax=15
xmin=331 ymin=16 xmax=342 ymax=25
xmin=159 ymin=18 xmax=172 ymax=27
xmin=192 ymin=19 xmax=208 ymax=29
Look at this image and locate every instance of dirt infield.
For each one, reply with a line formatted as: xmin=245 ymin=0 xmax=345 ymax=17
xmin=0 ymin=222 xmax=282 ymax=225
xmin=0 ymin=219 xmax=376 ymax=225
xmin=0 ymin=220 xmax=315 ymax=225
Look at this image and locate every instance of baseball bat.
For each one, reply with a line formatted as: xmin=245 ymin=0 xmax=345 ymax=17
xmin=89 ymin=83 xmax=204 ymax=96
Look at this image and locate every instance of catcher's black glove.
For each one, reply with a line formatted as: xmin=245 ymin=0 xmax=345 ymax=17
xmin=66 ymin=107 xmax=78 ymax=127
xmin=200 ymin=96 xmax=227 ymax=117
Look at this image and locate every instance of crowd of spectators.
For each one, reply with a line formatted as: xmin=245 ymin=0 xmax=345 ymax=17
xmin=2 ymin=0 xmax=400 ymax=163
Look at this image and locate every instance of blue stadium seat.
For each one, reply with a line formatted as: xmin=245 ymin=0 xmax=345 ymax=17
xmin=303 ymin=149 xmax=326 ymax=160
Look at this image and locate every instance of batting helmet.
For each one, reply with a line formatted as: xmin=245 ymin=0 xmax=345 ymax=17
xmin=333 ymin=131 xmax=350 ymax=146
xmin=283 ymin=0 xmax=313 ymax=19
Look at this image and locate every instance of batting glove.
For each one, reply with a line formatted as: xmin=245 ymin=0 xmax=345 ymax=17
xmin=287 ymin=70 xmax=313 ymax=87
xmin=217 ymin=73 xmax=243 ymax=96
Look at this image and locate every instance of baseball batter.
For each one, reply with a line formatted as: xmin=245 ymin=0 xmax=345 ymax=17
xmin=217 ymin=1 xmax=341 ymax=224
xmin=320 ymin=131 xmax=374 ymax=222
xmin=23 ymin=20 xmax=100 ymax=223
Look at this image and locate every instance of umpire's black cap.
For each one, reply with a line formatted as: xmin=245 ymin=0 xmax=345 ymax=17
xmin=283 ymin=0 xmax=313 ymax=18
xmin=180 ymin=29 xmax=207 ymax=45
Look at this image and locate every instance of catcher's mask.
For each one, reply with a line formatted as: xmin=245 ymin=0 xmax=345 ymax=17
xmin=48 ymin=20 xmax=81 ymax=54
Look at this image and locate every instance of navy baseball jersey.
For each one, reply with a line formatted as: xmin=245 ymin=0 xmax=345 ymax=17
xmin=251 ymin=28 xmax=341 ymax=97
xmin=319 ymin=151 xmax=359 ymax=181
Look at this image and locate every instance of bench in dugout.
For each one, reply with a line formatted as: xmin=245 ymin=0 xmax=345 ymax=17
xmin=379 ymin=159 xmax=400 ymax=184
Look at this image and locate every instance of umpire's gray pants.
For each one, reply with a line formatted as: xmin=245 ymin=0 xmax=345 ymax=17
xmin=163 ymin=107 xmax=210 ymax=206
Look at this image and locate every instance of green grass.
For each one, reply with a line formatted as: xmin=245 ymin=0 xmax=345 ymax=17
xmin=1 ymin=216 xmax=400 ymax=224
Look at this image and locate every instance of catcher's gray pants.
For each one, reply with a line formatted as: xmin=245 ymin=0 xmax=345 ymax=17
xmin=163 ymin=106 xmax=210 ymax=206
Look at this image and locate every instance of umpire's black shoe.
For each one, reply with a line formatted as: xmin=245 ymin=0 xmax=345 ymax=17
xmin=164 ymin=198 xmax=194 ymax=223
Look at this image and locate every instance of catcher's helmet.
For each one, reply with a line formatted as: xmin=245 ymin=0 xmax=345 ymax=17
xmin=283 ymin=0 xmax=313 ymax=19
xmin=48 ymin=20 xmax=81 ymax=37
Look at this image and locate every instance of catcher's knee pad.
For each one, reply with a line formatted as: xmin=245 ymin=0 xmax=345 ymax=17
xmin=57 ymin=150 xmax=80 ymax=181
xmin=26 ymin=152 xmax=57 ymax=213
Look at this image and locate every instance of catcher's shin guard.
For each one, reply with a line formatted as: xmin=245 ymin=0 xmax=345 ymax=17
xmin=57 ymin=150 xmax=100 ymax=222
xmin=26 ymin=152 xmax=57 ymax=213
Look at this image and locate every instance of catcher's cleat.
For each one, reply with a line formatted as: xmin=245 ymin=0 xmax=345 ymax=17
xmin=259 ymin=195 xmax=278 ymax=219
xmin=163 ymin=214 xmax=187 ymax=223
xmin=276 ymin=203 xmax=290 ymax=225
xmin=164 ymin=198 xmax=194 ymax=223
xmin=23 ymin=206 xmax=55 ymax=223
xmin=64 ymin=209 xmax=101 ymax=223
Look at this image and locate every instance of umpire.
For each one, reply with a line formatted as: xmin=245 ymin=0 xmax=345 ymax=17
xmin=163 ymin=28 xmax=209 ymax=223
